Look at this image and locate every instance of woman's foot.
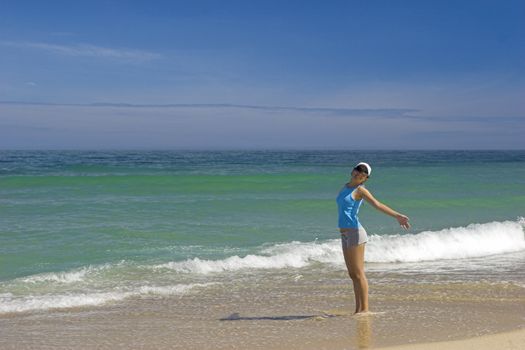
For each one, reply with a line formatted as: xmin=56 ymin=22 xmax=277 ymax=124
xmin=354 ymin=309 xmax=370 ymax=315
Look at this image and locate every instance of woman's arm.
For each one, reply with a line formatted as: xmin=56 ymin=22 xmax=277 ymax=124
xmin=357 ymin=187 xmax=411 ymax=229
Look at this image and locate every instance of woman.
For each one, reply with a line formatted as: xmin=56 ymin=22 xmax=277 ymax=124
xmin=336 ymin=162 xmax=410 ymax=314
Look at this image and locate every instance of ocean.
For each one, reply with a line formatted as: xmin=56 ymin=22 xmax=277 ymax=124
xmin=1 ymin=150 xmax=524 ymax=315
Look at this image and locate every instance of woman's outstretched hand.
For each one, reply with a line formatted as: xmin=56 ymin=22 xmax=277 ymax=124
xmin=396 ymin=214 xmax=411 ymax=229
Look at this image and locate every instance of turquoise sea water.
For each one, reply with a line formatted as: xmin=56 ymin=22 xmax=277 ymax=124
xmin=1 ymin=150 xmax=524 ymax=313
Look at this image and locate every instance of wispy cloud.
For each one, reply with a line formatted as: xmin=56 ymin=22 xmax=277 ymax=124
xmin=0 ymin=100 xmax=416 ymax=118
xmin=0 ymin=41 xmax=162 ymax=62
xmin=2 ymin=101 xmax=523 ymax=150
xmin=2 ymin=100 xmax=523 ymax=125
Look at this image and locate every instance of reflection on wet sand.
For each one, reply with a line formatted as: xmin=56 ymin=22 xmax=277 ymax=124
xmin=356 ymin=313 xmax=373 ymax=349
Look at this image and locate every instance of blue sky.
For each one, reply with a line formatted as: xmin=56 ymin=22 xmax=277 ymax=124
xmin=1 ymin=0 xmax=524 ymax=149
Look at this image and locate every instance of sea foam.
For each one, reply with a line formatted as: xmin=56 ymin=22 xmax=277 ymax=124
xmin=18 ymin=264 xmax=114 ymax=284
xmin=3 ymin=219 xmax=523 ymax=314
xmin=366 ymin=219 xmax=525 ymax=263
xmin=157 ymin=240 xmax=340 ymax=273
xmin=158 ymin=219 xmax=525 ymax=274
xmin=0 ymin=283 xmax=214 ymax=314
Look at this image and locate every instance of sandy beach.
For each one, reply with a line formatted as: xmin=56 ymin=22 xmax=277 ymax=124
xmin=375 ymin=328 xmax=525 ymax=350
xmin=1 ymin=265 xmax=524 ymax=349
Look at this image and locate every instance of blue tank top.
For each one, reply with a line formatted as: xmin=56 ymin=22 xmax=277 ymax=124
xmin=336 ymin=185 xmax=364 ymax=228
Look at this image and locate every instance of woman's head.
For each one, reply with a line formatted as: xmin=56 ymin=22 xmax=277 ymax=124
xmin=351 ymin=162 xmax=371 ymax=183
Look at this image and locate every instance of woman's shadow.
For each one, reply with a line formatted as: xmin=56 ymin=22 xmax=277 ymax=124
xmin=220 ymin=312 xmax=374 ymax=348
xmin=219 ymin=312 xmax=338 ymax=321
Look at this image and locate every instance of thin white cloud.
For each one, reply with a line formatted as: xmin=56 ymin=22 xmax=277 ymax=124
xmin=315 ymin=77 xmax=525 ymax=119
xmin=1 ymin=41 xmax=162 ymax=62
xmin=0 ymin=100 xmax=416 ymax=118
xmin=1 ymin=102 xmax=523 ymax=149
xmin=3 ymin=100 xmax=524 ymax=124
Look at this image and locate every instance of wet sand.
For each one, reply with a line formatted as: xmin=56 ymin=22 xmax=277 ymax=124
xmin=1 ymin=268 xmax=524 ymax=349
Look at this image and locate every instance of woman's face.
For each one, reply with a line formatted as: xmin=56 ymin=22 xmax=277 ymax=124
xmin=351 ymin=169 xmax=368 ymax=183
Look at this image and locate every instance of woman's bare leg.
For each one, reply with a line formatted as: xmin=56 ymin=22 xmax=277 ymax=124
xmin=342 ymin=243 xmax=368 ymax=313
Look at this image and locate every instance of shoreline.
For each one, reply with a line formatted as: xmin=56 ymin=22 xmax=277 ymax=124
xmin=1 ymin=266 xmax=524 ymax=349
xmin=2 ymin=307 xmax=523 ymax=350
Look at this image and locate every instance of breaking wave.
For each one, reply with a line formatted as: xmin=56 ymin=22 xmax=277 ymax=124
xmin=158 ymin=219 xmax=525 ymax=273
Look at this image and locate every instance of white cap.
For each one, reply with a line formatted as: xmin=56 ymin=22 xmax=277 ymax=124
xmin=355 ymin=162 xmax=372 ymax=176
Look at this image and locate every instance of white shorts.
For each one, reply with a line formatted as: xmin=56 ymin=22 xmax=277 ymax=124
xmin=341 ymin=227 xmax=368 ymax=248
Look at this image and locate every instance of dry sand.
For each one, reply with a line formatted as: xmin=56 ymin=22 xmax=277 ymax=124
xmin=374 ymin=328 xmax=525 ymax=350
